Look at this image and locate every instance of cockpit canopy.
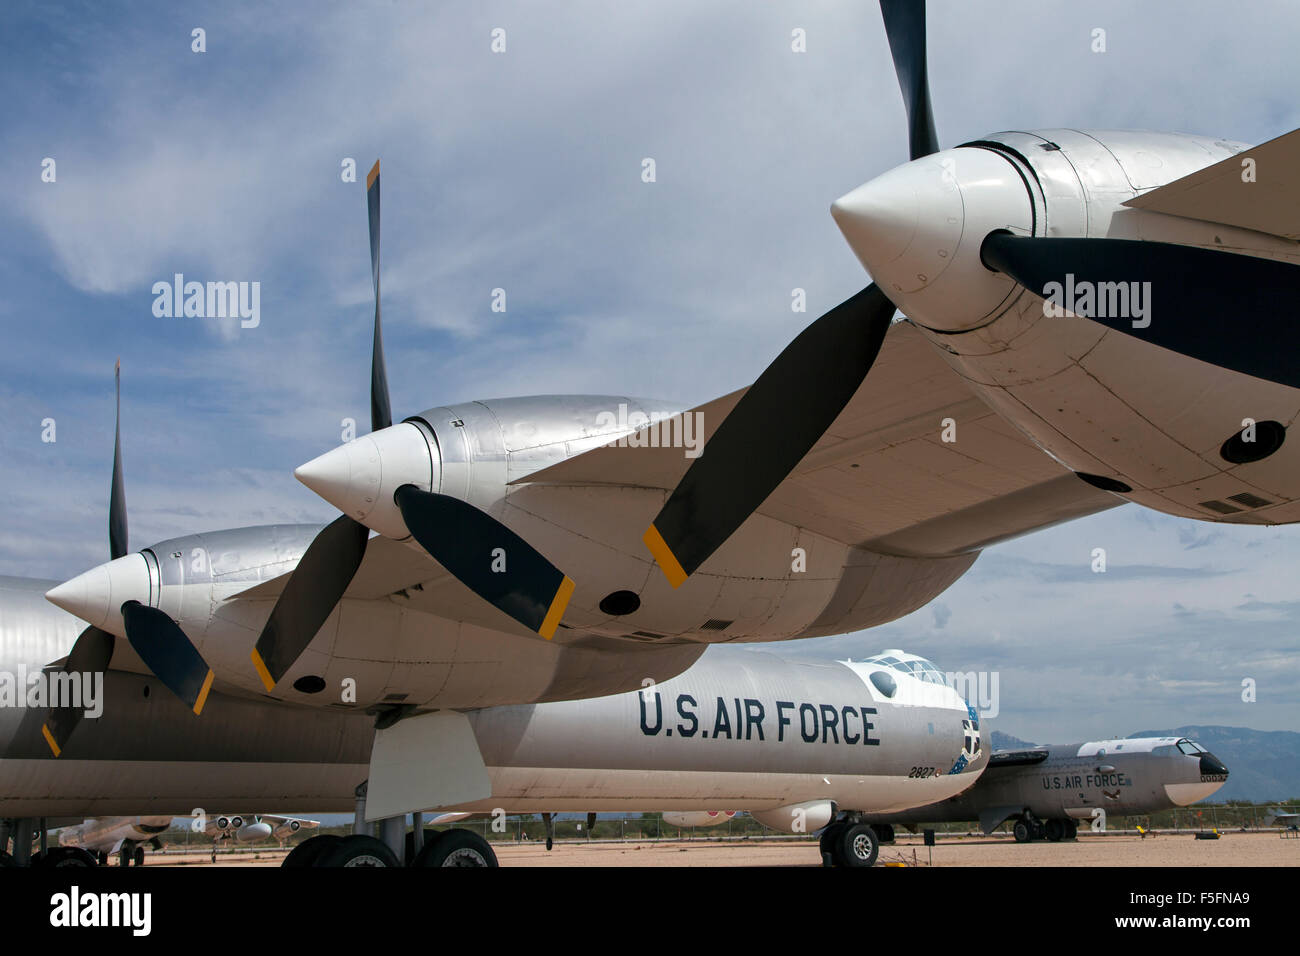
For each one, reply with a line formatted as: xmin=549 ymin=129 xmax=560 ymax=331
xmin=1176 ymin=738 xmax=1207 ymax=755
xmin=859 ymin=650 xmax=948 ymax=686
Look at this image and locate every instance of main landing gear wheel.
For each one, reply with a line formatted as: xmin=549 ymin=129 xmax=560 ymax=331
xmin=819 ymin=823 xmax=846 ymax=867
xmin=118 ymin=849 xmax=131 ymax=868
xmin=281 ymin=834 xmax=341 ymax=868
xmin=37 ymin=847 xmax=97 ymax=868
xmin=1045 ymin=819 xmax=1066 ymax=842
xmin=838 ymin=824 xmax=880 ymax=868
xmin=1013 ymin=820 xmax=1033 ymax=843
xmin=412 ymin=828 xmax=498 ymax=867
xmin=1065 ymin=820 xmax=1079 ymax=840
xmin=317 ymin=834 xmax=401 ymax=868
xmin=97 ymin=851 xmax=109 ymax=866
xmin=133 ymin=846 xmax=145 ymax=867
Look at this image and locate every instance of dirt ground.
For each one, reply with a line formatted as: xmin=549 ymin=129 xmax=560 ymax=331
xmin=154 ymin=830 xmax=1299 ymax=867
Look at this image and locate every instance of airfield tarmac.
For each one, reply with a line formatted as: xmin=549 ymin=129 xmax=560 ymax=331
xmin=155 ymin=831 xmax=1297 ymax=867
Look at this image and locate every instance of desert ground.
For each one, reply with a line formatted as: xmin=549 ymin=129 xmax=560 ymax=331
xmin=148 ymin=830 xmax=1298 ymax=867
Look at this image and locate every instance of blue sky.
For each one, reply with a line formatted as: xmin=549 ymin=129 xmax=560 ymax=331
xmin=2 ymin=0 xmax=1298 ymax=741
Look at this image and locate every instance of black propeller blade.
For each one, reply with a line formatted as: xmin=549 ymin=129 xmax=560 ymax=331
xmin=250 ymin=514 xmax=369 ymax=691
xmin=45 ymin=362 xmax=214 ymax=752
xmin=109 ymin=359 xmax=128 ymax=561
xmin=121 ymin=601 xmax=214 ymax=715
xmin=644 ymin=285 xmax=897 ymax=586
xmin=368 ymin=161 xmax=392 ymax=433
xmin=395 ymin=485 xmax=576 ymax=640
xmin=879 ymin=0 xmax=939 ymax=160
xmin=981 ymin=232 xmax=1300 ymax=390
xmin=40 ymin=625 xmax=114 ymax=757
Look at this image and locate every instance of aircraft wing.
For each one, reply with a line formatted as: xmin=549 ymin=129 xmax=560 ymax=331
xmin=1122 ymin=127 xmax=1300 ymax=241
xmin=516 ymin=321 xmax=1122 ymax=557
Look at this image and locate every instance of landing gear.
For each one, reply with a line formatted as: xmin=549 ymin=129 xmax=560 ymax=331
xmin=819 ymin=822 xmax=846 ymax=866
xmin=838 ymin=824 xmax=880 ymax=868
xmin=872 ymin=823 xmax=895 ymax=845
xmin=134 ymin=846 xmax=145 ymax=867
xmin=118 ymin=848 xmax=130 ymax=868
xmin=818 ymin=819 xmax=880 ymax=867
xmin=1013 ymin=814 xmax=1041 ymax=843
xmin=316 ymin=834 xmax=401 ymax=868
xmin=97 ymin=851 xmax=109 ymax=866
xmin=1064 ymin=819 xmax=1078 ymax=840
xmin=412 ymin=829 xmax=498 ymax=868
xmin=1045 ymin=819 xmax=1066 ymax=842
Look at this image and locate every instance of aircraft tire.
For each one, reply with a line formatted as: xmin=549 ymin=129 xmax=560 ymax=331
xmin=317 ymin=834 xmax=400 ymax=868
xmin=97 ymin=851 xmax=109 ymax=866
xmin=0 ymin=850 xmax=16 ymax=868
xmin=1064 ymin=820 xmax=1078 ymax=840
xmin=819 ymin=823 xmax=846 ymax=866
xmin=1013 ymin=820 xmax=1033 ymax=843
xmin=1045 ymin=819 xmax=1065 ymax=842
xmin=404 ymin=827 xmax=443 ymax=865
xmin=838 ymin=824 xmax=880 ymax=868
xmin=412 ymin=828 xmax=498 ymax=867
xmin=37 ymin=847 xmax=97 ymax=868
xmin=281 ymin=834 xmax=340 ymax=868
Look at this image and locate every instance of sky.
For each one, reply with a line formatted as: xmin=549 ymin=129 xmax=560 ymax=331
xmin=1 ymin=0 xmax=1298 ymax=742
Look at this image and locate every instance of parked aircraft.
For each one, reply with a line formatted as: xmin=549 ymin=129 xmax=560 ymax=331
xmin=18 ymin=0 xmax=1298 ymax=857
xmin=858 ymin=736 xmax=1230 ymax=843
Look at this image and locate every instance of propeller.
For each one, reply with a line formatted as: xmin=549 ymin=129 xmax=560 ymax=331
xmin=981 ymin=232 xmax=1300 ymax=389
xmin=644 ymin=286 xmax=896 ymax=586
xmin=395 ymin=486 xmax=575 ymax=639
xmin=253 ymin=160 xmax=576 ymax=691
xmin=643 ymin=1 xmax=934 ymax=586
xmin=879 ymin=0 xmax=939 ymax=160
xmin=43 ymin=362 xmax=215 ymax=756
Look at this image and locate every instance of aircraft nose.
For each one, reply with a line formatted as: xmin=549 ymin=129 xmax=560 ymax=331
xmin=294 ymin=422 xmax=436 ymax=540
xmin=45 ymin=553 xmax=152 ymax=632
xmin=1199 ymin=752 xmax=1229 ymax=778
xmin=831 ymin=153 xmax=962 ymax=296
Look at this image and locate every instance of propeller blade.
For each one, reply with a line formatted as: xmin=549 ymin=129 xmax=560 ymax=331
xmin=41 ymin=625 xmax=115 ymax=757
xmin=109 ymin=359 xmax=128 ymax=561
xmin=394 ymin=485 xmax=575 ymax=639
xmin=367 ymin=160 xmax=392 ymax=432
xmin=121 ymin=600 xmax=214 ymax=715
xmin=879 ymin=0 xmax=939 ymax=160
xmin=250 ymin=514 xmax=370 ymax=690
xmin=981 ymin=232 xmax=1300 ymax=389
xmin=644 ymin=284 xmax=896 ymax=587
xmin=248 ymin=160 xmax=389 ymax=689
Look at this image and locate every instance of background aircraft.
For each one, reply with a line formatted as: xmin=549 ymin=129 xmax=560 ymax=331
xmin=859 ymin=735 xmax=1229 ymax=843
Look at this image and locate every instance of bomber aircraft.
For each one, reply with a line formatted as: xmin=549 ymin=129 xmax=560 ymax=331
xmin=859 ymin=735 xmax=1230 ymax=844
xmin=14 ymin=1 xmax=1300 ymax=863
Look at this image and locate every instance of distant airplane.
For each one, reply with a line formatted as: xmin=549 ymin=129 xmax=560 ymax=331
xmin=858 ymin=736 xmax=1229 ymax=843
xmin=32 ymin=813 xmax=321 ymax=867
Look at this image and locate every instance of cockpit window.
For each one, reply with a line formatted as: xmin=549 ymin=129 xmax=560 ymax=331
xmin=861 ymin=655 xmax=948 ymax=686
xmin=1176 ymin=739 xmax=1205 ymax=755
